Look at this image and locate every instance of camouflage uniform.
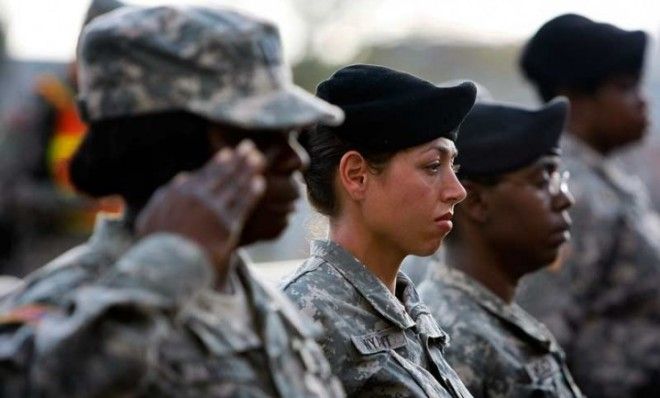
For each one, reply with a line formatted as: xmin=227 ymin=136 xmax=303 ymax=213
xmin=0 ymin=216 xmax=344 ymax=397
xmin=0 ymin=5 xmax=347 ymax=397
xmin=281 ymin=240 xmax=473 ymax=398
xmin=517 ymin=134 xmax=660 ymax=397
xmin=420 ymin=265 xmax=582 ymax=398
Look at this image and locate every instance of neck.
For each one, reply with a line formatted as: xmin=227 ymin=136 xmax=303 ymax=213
xmin=567 ymin=106 xmax=613 ymax=155
xmin=329 ymin=216 xmax=404 ymax=294
xmin=446 ymin=237 xmax=518 ymax=303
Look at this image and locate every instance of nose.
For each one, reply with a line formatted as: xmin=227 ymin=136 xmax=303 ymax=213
xmin=552 ymin=184 xmax=574 ymax=212
xmin=265 ymin=131 xmax=308 ymax=175
xmin=441 ymin=170 xmax=467 ymax=205
xmin=289 ymin=131 xmax=310 ymax=171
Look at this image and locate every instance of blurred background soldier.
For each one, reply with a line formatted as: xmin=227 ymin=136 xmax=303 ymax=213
xmin=517 ymin=14 xmax=660 ymax=397
xmin=0 ymin=0 xmax=123 ymax=277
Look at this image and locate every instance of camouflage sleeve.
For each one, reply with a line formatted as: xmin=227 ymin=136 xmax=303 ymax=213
xmin=444 ymin=329 xmax=496 ymax=398
xmin=0 ymin=233 xmax=213 ymax=397
xmin=571 ymin=317 xmax=660 ymax=397
xmin=281 ymin=271 xmax=358 ymax=386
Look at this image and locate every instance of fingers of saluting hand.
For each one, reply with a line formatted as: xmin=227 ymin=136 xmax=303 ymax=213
xmin=186 ymin=140 xmax=266 ymax=233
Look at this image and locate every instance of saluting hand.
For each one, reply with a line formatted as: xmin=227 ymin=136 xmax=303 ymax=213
xmin=136 ymin=139 xmax=266 ymax=278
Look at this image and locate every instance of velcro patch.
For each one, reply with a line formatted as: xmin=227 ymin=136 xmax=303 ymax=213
xmin=351 ymin=328 xmax=407 ymax=355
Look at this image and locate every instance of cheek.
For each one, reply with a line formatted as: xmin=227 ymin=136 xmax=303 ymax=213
xmin=492 ymin=194 xmax=548 ymax=243
xmin=365 ymin=172 xmax=441 ymax=240
xmin=601 ymin=93 xmax=646 ymax=127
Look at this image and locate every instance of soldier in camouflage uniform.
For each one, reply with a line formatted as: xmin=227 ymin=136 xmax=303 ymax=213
xmin=418 ymin=99 xmax=582 ymax=397
xmin=517 ymin=14 xmax=660 ymax=397
xmin=282 ymin=64 xmax=477 ymax=397
xmin=0 ymin=5 xmax=346 ymax=397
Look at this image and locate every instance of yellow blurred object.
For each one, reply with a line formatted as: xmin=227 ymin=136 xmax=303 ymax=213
xmin=37 ymin=74 xmax=124 ymax=232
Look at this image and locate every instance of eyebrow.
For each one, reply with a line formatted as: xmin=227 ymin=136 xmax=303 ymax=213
xmin=425 ymin=144 xmax=458 ymax=158
xmin=527 ymin=157 xmax=560 ymax=175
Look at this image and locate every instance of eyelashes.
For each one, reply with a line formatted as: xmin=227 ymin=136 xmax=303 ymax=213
xmin=424 ymin=161 xmax=460 ymax=175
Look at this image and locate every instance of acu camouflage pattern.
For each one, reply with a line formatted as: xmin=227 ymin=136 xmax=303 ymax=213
xmin=281 ymin=240 xmax=473 ymax=398
xmin=77 ymin=5 xmax=343 ymax=128
xmin=517 ymin=134 xmax=660 ymax=397
xmin=83 ymin=0 xmax=125 ymax=26
xmin=0 ymin=217 xmax=344 ymax=397
xmin=419 ymin=265 xmax=582 ymax=398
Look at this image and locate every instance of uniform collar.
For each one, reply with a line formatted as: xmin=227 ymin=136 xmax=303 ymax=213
xmin=562 ymin=133 xmax=604 ymax=170
xmin=430 ymin=264 xmax=560 ymax=352
xmin=563 ymin=133 xmax=648 ymax=205
xmin=310 ymin=240 xmax=418 ymax=330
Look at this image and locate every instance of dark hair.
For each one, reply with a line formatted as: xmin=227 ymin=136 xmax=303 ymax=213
xmin=301 ymin=125 xmax=397 ymax=217
xmin=70 ymin=111 xmax=212 ymax=205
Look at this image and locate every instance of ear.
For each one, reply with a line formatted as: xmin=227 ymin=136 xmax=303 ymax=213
xmin=337 ymin=150 xmax=369 ymax=201
xmin=458 ymin=180 xmax=489 ymax=224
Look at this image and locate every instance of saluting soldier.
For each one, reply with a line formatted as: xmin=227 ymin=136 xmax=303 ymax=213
xmin=517 ymin=14 xmax=660 ymax=397
xmin=282 ymin=64 xmax=476 ymax=397
xmin=418 ymin=98 xmax=582 ymax=397
xmin=0 ymin=5 xmax=346 ymax=397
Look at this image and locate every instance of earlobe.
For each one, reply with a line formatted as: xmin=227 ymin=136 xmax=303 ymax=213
xmin=460 ymin=181 xmax=489 ymax=224
xmin=338 ymin=151 xmax=368 ymax=201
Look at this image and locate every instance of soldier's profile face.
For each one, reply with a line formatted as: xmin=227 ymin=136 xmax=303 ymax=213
xmin=478 ymin=155 xmax=573 ymax=274
xmin=209 ymin=126 xmax=308 ymax=244
xmin=360 ymin=137 xmax=466 ymax=257
xmin=591 ymin=74 xmax=648 ymax=149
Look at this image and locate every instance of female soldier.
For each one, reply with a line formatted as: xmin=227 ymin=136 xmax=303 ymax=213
xmin=418 ymin=98 xmax=582 ymax=397
xmin=0 ymin=6 xmax=345 ymax=397
xmin=282 ymin=64 xmax=476 ymax=397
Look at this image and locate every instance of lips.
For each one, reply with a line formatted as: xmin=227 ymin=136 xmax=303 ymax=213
xmin=434 ymin=212 xmax=454 ymax=233
xmin=435 ymin=212 xmax=453 ymax=222
xmin=548 ymin=220 xmax=572 ymax=246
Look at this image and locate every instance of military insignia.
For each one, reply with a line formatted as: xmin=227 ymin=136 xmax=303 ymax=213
xmin=0 ymin=304 xmax=53 ymax=326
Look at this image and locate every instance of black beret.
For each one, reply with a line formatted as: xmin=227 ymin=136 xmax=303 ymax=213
xmin=316 ymin=64 xmax=477 ymax=151
xmin=521 ymin=14 xmax=647 ymax=90
xmin=456 ymin=97 xmax=569 ymax=177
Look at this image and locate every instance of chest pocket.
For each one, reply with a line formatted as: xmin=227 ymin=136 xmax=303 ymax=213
xmin=508 ymin=354 xmax=566 ymax=396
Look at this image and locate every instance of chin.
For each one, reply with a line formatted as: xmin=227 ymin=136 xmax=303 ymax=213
xmin=535 ymin=250 xmax=560 ymax=270
xmin=410 ymin=237 xmax=444 ymax=257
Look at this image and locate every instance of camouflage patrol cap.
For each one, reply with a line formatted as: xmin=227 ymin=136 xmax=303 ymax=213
xmin=82 ymin=0 xmax=124 ymax=27
xmin=77 ymin=5 xmax=344 ymax=129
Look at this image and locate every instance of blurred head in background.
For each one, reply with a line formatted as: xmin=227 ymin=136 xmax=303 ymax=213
xmin=520 ymin=13 xmax=648 ymax=154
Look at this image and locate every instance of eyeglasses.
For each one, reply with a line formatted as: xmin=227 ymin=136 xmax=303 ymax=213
xmin=548 ymin=170 xmax=570 ymax=196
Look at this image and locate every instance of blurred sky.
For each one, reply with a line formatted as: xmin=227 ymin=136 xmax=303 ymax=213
xmin=3 ymin=0 xmax=659 ymax=64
